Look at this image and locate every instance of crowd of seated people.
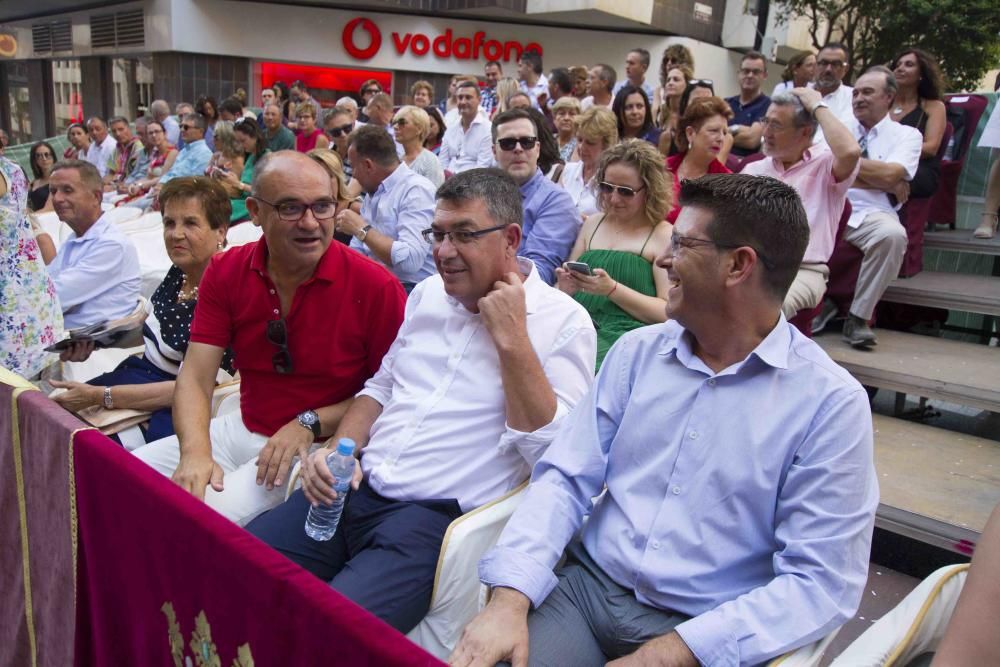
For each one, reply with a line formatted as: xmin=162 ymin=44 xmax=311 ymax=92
xmin=2 ymin=37 xmax=993 ymax=665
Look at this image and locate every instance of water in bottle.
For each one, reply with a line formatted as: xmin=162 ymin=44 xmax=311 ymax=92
xmin=304 ymin=438 xmax=356 ymax=541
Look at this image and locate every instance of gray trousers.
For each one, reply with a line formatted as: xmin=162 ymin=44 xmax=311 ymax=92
xmin=500 ymin=541 xmax=689 ymax=667
xmin=782 ymin=263 xmax=830 ymax=319
xmin=845 ymin=211 xmax=907 ymax=321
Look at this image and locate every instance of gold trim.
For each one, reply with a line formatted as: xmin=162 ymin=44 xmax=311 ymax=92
xmin=67 ymin=426 xmax=94 ymax=608
xmin=884 ymin=564 xmax=971 ymax=667
xmin=12 ymin=384 xmax=39 ymax=667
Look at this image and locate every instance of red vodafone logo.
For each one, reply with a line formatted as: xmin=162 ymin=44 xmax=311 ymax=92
xmin=342 ymin=16 xmax=542 ymax=63
xmin=343 ymin=17 xmax=382 ymax=60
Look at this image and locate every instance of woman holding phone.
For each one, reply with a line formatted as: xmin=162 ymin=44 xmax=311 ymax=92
xmin=554 ymin=139 xmax=672 ymax=369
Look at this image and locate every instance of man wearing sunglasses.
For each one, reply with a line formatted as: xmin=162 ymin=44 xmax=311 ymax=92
xmin=261 ymin=103 xmax=295 ymax=152
xmin=126 ymin=113 xmax=213 ymax=210
xmin=323 ymin=105 xmax=357 ymax=177
xmin=334 ymin=125 xmax=436 ymax=290
xmin=492 ymin=108 xmax=579 ymax=285
xmin=439 ymin=80 xmax=493 ymax=175
xmin=247 ymin=167 xmax=596 ymax=634
xmin=452 ymin=174 xmax=877 ymax=667
xmin=133 ymin=151 xmax=406 ymax=525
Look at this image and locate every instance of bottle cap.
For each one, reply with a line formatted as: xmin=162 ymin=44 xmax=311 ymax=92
xmin=335 ymin=437 xmax=356 ymax=456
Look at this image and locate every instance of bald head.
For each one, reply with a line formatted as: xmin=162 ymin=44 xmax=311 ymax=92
xmin=251 ymin=150 xmax=333 ymax=198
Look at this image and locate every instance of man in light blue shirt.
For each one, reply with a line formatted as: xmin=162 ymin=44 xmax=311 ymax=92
xmin=48 ymin=160 xmax=141 ymax=330
xmin=612 ymin=48 xmax=655 ymax=102
xmin=492 ymin=109 xmax=579 ymax=285
xmin=451 ymin=174 xmax=878 ymax=667
xmin=333 ymin=125 xmax=435 ymax=290
xmin=127 ymin=113 xmax=213 ymax=210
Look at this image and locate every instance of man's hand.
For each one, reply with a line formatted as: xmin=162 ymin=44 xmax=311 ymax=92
xmin=255 ymin=419 xmax=314 ymax=490
xmin=892 ymin=180 xmax=911 ymax=206
xmin=449 ymin=588 xmax=531 ymax=667
xmin=606 ymin=633 xmax=699 ymax=667
xmin=58 ymin=339 xmax=96 ymax=363
xmin=49 ymin=380 xmax=102 ymax=412
xmin=478 ymin=272 xmax=529 ymax=351
xmin=790 ymin=87 xmax=822 ymax=113
xmin=172 ymin=451 xmax=224 ymax=501
xmin=334 ymin=208 xmax=366 ymax=238
xmin=301 ymin=446 xmax=362 ymax=506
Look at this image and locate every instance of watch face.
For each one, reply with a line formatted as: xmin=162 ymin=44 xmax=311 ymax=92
xmin=300 ymin=411 xmax=318 ymax=426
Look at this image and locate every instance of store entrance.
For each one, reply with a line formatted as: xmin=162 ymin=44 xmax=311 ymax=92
xmin=257 ymin=61 xmax=391 ymax=112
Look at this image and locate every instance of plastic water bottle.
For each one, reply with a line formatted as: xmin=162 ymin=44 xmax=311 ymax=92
xmin=304 ymin=438 xmax=356 ymax=541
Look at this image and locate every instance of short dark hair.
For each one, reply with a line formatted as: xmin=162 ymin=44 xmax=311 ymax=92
xmin=291 ymin=80 xmax=306 ymax=91
xmin=594 ymin=64 xmax=617 ymax=89
xmin=679 ymin=174 xmax=809 ymax=300
xmin=631 ymin=48 xmax=651 ymax=68
xmin=51 ymin=159 xmax=103 ymax=191
xmin=435 ymin=168 xmax=523 ymax=229
xmin=819 ymin=42 xmax=849 ymax=58
xmin=520 ymin=50 xmax=543 ymax=75
xmin=456 ymin=80 xmax=480 ymax=98
xmin=485 ymin=60 xmax=502 ymax=71
xmin=219 ymin=97 xmax=244 ymax=116
xmin=612 ymin=85 xmax=653 ymax=137
xmin=347 ymin=124 xmax=400 ymax=168
xmin=158 ymin=176 xmax=232 ymax=231
xmin=491 ymin=108 xmax=539 ymax=142
xmin=549 ymin=68 xmax=573 ymax=96
xmin=742 ymin=50 xmax=767 ymax=66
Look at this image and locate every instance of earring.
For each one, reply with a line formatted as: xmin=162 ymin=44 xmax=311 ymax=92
xmin=217 ymin=241 xmax=224 ymax=250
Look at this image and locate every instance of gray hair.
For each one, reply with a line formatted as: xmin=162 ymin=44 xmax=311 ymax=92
xmin=150 ymin=100 xmax=170 ymax=119
xmin=769 ymin=92 xmax=818 ymax=134
xmin=435 ymin=168 xmax=523 ymax=229
xmin=594 ymin=63 xmax=617 ymax=89
xmin=182 ymin=113 xmax=206 ymax=131
xmin=324 ymin=105 xmax=355 ymax=122
xmin=865 ymin=65 xmax=898 ymax=98
xmin=108 ymin=116 xmax=130 ymax=128
xmin=336 ymin=96 xmax=359 ymax=110
xmin=51 ymin=159 xmax=103 ymax=192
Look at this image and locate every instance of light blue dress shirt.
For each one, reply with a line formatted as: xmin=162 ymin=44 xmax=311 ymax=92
xmin=613 ymin=79 xmax=656 ymax=102
xmin=48 ymin=214 xmax=142 ymax=330
xmin=350 ymin=162 xmax=436 ymax=286
xmin=158 ymin=139 xmax=212 ymax=186
xmin=519 ymin=169 xmax=579 ymax=285
xmin=480 ymin=318 xmax=878 ymax=666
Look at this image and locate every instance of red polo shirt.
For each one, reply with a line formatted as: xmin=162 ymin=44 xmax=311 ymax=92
xmin=190 ymin=238 xmax=406 ymax=436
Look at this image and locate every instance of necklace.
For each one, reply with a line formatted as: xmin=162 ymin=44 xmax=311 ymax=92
xmin=177 ymin=274 xmax=199 ymax=302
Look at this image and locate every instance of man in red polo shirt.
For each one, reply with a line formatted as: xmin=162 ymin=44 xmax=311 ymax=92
xmin=133 ymin=152 xmax=406 ymax=525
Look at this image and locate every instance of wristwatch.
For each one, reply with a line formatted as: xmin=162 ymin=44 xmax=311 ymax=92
xmin=356 ymin=224 xmax=373 ymax=242
xmin=297 ymin=410 xmax=321 ymax=437
xmin=810 ymin=101 xmax=829 ymax=116
xmin=103 ymin=386 xmax=114 ymax=409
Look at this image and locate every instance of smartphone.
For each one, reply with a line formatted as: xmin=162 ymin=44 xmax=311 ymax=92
xmin=564 ymin=261 xmax=594 ymax=276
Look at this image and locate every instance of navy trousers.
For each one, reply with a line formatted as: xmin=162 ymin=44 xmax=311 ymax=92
xmin=246 ymin=481 xmax=462 ymax=633
xmin=87 ymin=355 xmax=176 ymax=443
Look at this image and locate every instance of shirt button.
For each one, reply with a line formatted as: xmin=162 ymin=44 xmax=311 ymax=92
xmin=650 ymin=540 xmax=660 ymax=550
xmin=272 ymin=309 xmax=279 ymax=315
xmin=708 ymin=378 xmax=716 ymax=387
xmin=689 ymin=431 xmax=699 ymax=440
xmin=672 ymin=486 xmax=681 ymax=495
xmin=269 ymin=289 xmax=275 ymax=295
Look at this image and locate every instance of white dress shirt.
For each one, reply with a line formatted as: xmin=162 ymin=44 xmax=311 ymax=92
xmin=520 ymin=74 xmax=549 ymax=109
xmin=48 ymin=213 xmax=142 ymax=329
xmin=359 ymin=257 xmax=597 ymax=511
xmin=557 ymin=161 xmax=599 ymax=219
xmin=84 ymin=135 xmax=116 ymax=177
xmin=438 ymin=111 xmax=495 ymax=174
xmin=812 ymin=84 xmax=854 ymax=144
xmin=846 ymin=114 xmax=922 ymax=228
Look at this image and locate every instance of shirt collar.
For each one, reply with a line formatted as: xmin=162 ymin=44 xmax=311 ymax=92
xmin=857 ymin=113 xmax=892 ymax=140
xmin=767 ymin=143 xmax=824 ymax=171
xmin=183 ymin=139 xmax=206 ymax=150
xmin=69 ymin=213 xmax=112 ymax=244
xmin=250 ymin=236 xmax=341 ymax=284
xmin=374 ymin=162 xmax=409 ymax=197
xmin=657 ymin=314 xmax=791 ymax=374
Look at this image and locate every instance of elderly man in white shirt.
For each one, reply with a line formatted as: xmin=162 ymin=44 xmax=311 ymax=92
xmin=829 ymin=66 xmax=921 ymax=348
xmin=47 ymin=160 xmax=141 ymax=329
xmin=247 ymin=167 xmax=596 ymax=634
xmin=83 ymin=117 xmax=117 ymax=178
xmin=438 ymin=81 xmax=494 ymax=175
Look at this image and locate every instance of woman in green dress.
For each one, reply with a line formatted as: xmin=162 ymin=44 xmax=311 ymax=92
xmin=554 ymin=139 xmax=673 ymax=369
xmin=213 ymin=117 xmax=268 ymax=223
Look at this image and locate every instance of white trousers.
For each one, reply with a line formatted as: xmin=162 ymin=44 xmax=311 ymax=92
xmin=132 ymin=410 xmax=286 ymax=526
xmin=782 ymin=263 xmax=830 ymax=319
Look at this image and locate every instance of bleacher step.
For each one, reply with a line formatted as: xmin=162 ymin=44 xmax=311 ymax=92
xmin=882 ymin=271 xmax=1000 ymax=316
xmin=816 ymin=329 xmax=1000 ymax=413
xmin=924 ymin=229 xmax=1000 ymax=256
xmin=872 ymin=414 xmax=1000 ymax=553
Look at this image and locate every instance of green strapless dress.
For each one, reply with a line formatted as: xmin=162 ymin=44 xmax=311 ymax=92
xmin=574 ymin=248 xmax=656 ymax=370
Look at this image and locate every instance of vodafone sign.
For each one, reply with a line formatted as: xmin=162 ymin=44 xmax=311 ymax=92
xmin=342 ymin=17 xmax=543 ymax=63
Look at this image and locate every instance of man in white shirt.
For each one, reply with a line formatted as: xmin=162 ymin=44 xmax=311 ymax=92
xmin=581 ymin=64 xmax=616 ymax=111
xmin=830 ymin=66 xmax=921 ymax=348
xmin=813 ymin=43 xmax=855 ymax=143
xmin=612 ymin=48 xmax=655 ymax=101
xmin=47 ymin=160 xmax=141 ymax=329
xmin=246 ymin=167 xmax=596 ymax=633
xmin=84 ymin=117 xmax=116 ymax=178
xmin=518 ymin=50 xmax=549 ymax=109
xmin=438 ymin=81 xmax=494 ymax=174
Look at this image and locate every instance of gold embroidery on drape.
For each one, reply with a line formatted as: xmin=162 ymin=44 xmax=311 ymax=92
xmin=162 ymin=602 xmax=254 ymax=667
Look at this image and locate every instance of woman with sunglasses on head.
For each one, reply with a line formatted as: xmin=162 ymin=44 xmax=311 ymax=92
xmin=27 ymin=142 xmax=58 ymax=213
xmin=392 ymin=105 xmax=444 ymax=188
xmin=64 ymin=122 xmax=91 ymax=160
xmin=51 ymin=177 xmax=235 ymax=446
xmin=613 ymin=85 xmax=669 ymax=156
xmin=665 ymin=97 xmax=733 ymax=224
xmin=213 ymin=117 xmax=269 ymax=223
xmin=554 ymin=140 xmax=672 ymax=369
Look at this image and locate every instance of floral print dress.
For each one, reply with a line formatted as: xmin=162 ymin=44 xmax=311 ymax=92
xmin=0 ymin=157 xmax=62 ymax=378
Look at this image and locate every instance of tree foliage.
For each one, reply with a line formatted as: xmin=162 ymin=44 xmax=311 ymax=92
xmin=775 ymin=0 xmax=1000 ymax=91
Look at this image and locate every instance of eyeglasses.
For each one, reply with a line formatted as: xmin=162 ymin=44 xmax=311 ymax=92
xmin=326 ymin=123 xmax=354 ymax=138
xmin=266 ymin=319 xmax=294 ymax=375
xmin=36 ymin=152 xmax=54 ymax=159
xmin=254 ymin=196 xmax=337 ymax=222
xmin=670 ymin=233 xmax=775 ymax=270
xmin=421 ymin=224 xmax=509 ymax=245
xmin=180 ymin=124 xmax=197 ymax=131
xmin=598 ymin=181 xmax=646 ymax=198
xmin=362 ymin=88 xmax=381 ymax=95
xmin=496 ymin=136 xmax=538 ymax=151
xmin=740 ymin=68 xmax=765 ymax=76
xmin=817 ymin=59 xmax=846 ymax=69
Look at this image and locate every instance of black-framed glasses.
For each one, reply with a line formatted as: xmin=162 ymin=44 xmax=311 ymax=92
xmin=670 ymin=233 xmax=774 ymax=270
xmin=421 ymin=224 xmax=509 ymax=245
xmin=253 ymin=196 xmax=336 ymax=222
xmin=266 ymin=319 xmax=294 ymax=375
xmin=496 ymin=136 xmax=538 ymax=151
xmin=180 ymin=124 xmax=198 ymax=131
xmin=817 ymin=59 xmax=846 ymax=69
xmin=326 ymin=123 xmax=354 ymax=138
xmin=598 ymin=181 xmax=646 ymax=198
